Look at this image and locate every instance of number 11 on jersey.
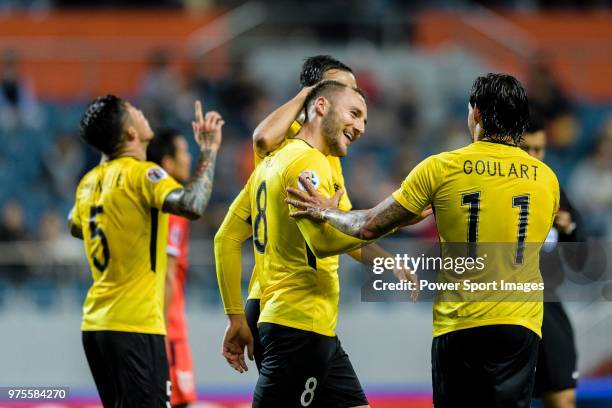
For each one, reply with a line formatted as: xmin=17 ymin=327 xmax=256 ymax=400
xmin=461 ymin=192 xmax=530 ymax=264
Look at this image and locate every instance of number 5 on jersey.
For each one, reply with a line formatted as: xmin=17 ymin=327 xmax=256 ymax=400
xmin=89 ymin=206 xmax=110 ymax=272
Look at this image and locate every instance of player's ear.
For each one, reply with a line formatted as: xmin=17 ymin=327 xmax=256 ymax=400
xmin=124 ymin=126 xmax=137 ymax=142
xmin=121 ymin=107 xmax=137 ymax=142
xmin=472 ymin=104 xmax=482 ymax=124
xmin=314 ymin=96 xmax=328 ymax=117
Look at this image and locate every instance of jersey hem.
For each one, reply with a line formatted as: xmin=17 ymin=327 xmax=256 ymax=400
xmin=258 ymin=317 xmax=335 ymax=337
xmin=433 ymin=318 xmax=542 ymax=338
xmin=81 ymin=324 xmax=166 ymax=335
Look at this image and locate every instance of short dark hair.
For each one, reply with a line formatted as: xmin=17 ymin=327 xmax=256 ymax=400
xmin=469 ymin=73 xmax=530 ymax=144
xmin=147 ymin=128 xmax=181 ymax=166
xmin=79 ymin=95 xmax=129 ymax=156
xmin=303 ymin=80 xmax=366 ymax=121
xmin=300 ymin=55 xmax=353 ymax=87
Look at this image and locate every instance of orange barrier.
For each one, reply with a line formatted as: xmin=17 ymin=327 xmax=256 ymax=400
xmin=415 ymin=11 xmax=612 ymax=101
xmin=0 ymin=10 xmax=228 ymax=100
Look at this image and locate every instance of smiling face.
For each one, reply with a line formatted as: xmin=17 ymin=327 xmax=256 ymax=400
xmin=320 ymin=87 xmax=367 ymax=157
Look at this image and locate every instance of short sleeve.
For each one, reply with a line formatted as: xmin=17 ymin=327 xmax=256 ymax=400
xmin=133 ymin=162 xmax=182 ymax=210
xmin=229 ymin=175 xmax=253 ymax=222
xmin=283 ymin=150 xmax=334 ymax=204
xmin=392 ymin=155 xmax=445 ymax=214
xmin=284 ymin=150 xmax=365 ymax=258
xmin=254 ymin=137 xmax=291 ymax=165
xmin=167 ymin=215 xmax=184 ymax=257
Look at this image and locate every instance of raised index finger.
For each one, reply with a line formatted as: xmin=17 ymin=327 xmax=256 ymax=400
xmin=195 ymin=100 xmax=204 ymax=123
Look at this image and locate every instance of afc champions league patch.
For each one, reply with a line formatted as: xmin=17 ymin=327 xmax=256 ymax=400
xmin=298 ymin=170 xmax=321 ymax=191
xmin=146 ymin=166 xmax=168 ymax=183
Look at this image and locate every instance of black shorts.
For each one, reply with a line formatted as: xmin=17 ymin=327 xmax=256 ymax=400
xmin=82 ymin=330 xmax=170 ymax=408
xmin=533 ymin=302 xmax=578 ymax=396
xmin=253 ymin=323 xmax=368 ymax=408
xmin=432 ymin=324 xmax=539 ymax=408
xmin=245 ymin=298 xmax=263 ymax=372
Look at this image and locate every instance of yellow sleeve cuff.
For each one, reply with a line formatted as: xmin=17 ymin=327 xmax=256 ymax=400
xmin=392 ymin=188 xmax=422 ymax=215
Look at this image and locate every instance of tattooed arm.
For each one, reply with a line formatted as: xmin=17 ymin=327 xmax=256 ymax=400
xmin=287 ymin=175 xmax=431 ymax=240
xmin=162 ymin=101 xmax=224 ymax=219
xmin=320 ymin=197 xmax=424 ymax=240
xmin=162 ymin=148 xmax=218 ymax=219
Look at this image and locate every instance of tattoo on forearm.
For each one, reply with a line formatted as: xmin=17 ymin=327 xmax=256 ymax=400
xmin=323 ymin=197 xmax=415 ymax=240
xmin=369 ymin=200 xmax=415 ymax=232
xmin=323 ymin=209 xmax=371 ymax=239
xmin=181 ymin=148 xmax=217 ymax=213
xmin=163 ymin=148 xmax=217 ymax=219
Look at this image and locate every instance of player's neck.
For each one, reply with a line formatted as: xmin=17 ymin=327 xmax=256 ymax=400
xmin=472 ymin=126 xmax=485 ymax=143
xmin=477 ymin=133 xmax=518 ymax=147
xmin=112 ymin=143 xmax=146 ymax=161
xmin=295 ymin=124 xmax=330 ymax=155
xmin=474 ymin=127 xmax=517 ymax=147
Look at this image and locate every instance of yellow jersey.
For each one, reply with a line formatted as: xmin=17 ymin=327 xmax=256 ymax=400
xmin=393 ymin=141 xmax=559 ymax=337
xmin=247 ymin=121 xmax=351 ymax=301
xmin=248 ymin=138 xmax=361 ymax=336
xmin=73 ymin=157 xmax=181 ymax=334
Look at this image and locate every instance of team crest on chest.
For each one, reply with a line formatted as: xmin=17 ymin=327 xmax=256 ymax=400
xmin=298 ymin=170 xmax=320 ymax=191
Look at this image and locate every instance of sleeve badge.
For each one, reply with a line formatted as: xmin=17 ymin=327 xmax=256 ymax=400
xmin=146 ymin=167 xmax=168 ymax=183
xmin=298 ymin=170 xmax=320 ymax=191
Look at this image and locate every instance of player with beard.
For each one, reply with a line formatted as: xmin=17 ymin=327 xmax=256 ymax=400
xmin=215 ymin=56 xmax=419 ymax=378
xmin=248 ymin=80 xmax=369 ymax=407
xmin=244 ymin=81 xmax=426 ymax=407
